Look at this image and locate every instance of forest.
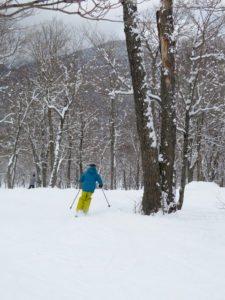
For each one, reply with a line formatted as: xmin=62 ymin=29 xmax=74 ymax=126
xmin=0 ymin=0 xmax=224 ymax=214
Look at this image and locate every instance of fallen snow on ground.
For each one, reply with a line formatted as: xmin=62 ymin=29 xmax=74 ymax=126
xmin=0 ymin=182 xmax=225 ymax=300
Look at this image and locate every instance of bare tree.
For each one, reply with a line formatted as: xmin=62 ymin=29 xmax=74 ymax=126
xmin=176 ymin=0 xmax=225 ymax=12
xmin=0 ymin=17 xmax=21 ymax=64
xmin=0 ymin=0 xmax=121 ymax=18
xmin=176 ymin=4 xmax=225 ymax=209
xmin=6 ymin=89 xmax=36 ymax=188
xmin=85 ymin=31 xmax=132 ymax=189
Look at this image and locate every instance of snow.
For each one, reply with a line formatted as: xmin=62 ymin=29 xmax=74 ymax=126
xmin=0 ymin=182 xmax=225 ymax=300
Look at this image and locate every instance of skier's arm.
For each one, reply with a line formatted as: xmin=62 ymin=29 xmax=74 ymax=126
xmin=97 ymin=174 xmax=103 ymax=188
xmin=79 ymin=174 xmax=85 ymax=183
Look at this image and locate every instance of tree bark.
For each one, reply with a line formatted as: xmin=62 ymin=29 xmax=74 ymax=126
xmin=110 ymin=96 xmax=115 ymax=189
xmin=48 ymin=108 xmax=55 ymax=172
xmin=79 ymin=119 xmax=84 ymax=177
xmin=177 ymin=110 xmax=190 ymax=210
xmin=42 ymin=160 xmax=47 ymax=187
xmin=67 ymin=135 xmax=72 ymax=188
xmin=123 ymin=169 xmax=127 ymax=190
xmin=157 ymin=0 xmax=177 ymax=213
xmin=122 ymin=0 xmax=161 ymax=214
xmin=188 ymin=160 xmax=195 ymax=183
xmin=50 ymin=117 xmax=64 ymax=187
xmin=28 ymin=132 xmax=42 ymax=187
xmin=7 ymin=123 xmax=22 ymax=188
xmin=196 ymin=113 xmax=204 ymax=181
xmin=136 ymin=152 xmax=140 ymax=190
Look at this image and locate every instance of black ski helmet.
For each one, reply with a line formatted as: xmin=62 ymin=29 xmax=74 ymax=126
xmin=89 ymin=164 xmax=96 ymax=167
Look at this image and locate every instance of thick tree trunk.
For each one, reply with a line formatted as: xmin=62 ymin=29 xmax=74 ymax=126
xmin=157 ymin=0 xmax=177 ymax=213
xmin=122 ymin=0 xmax=161 ymax=214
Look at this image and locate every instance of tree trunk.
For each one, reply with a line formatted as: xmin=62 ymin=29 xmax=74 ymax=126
xmin=196 ymin=113 xmax=204 ymax=181
xmin=6 ymin=128 xmax=21 ymax=188
xmin=75 ymin=167 xmax=79 ymax=188
xmin=177 ymin=110 xmax=190 ymax=210
xmin=50 ymin=117 xmax=64 ymax=187
xmin=67 ymin=136 xmax=72 ymax=188
xmin=114 ymin=161 xmax=117 ymax=189
xmin=110 ymin=96 xmax=115 ymax=189
xmin=41 ymin=143 xmax=48 ymax=187
xmin=42 ymin=161 xmax=47 ymax=187
xmin=79 ymin=120 xmax=84 ymax=177
xmin=7 ymin=156 xmax=14 ymax=189
xmin=11 ymin=153 xmax=18 ymax=188
xmin=136 ymin=153 xmax=140 ymax=190
xmin=123 ymin=169 xmax=127 ymax=190
xmin=188 ymin=160 xmax=195 ymax=183
xmin=197 ymin=150 xmax=202 ymax=181
xmin=40 ymin=124 xmax=48 ymax=187
xmin=128 ymin=166 xmax=132 ymax=190
xmin=122 ymin=0 xmax=161 ymax=214
xmin=48 ymin=108 xmax=55 ymax=172
xmin=28 ymin=133 xmax=42 ymax=187
xmin=157 ymin=0 xmax=177 ymax=213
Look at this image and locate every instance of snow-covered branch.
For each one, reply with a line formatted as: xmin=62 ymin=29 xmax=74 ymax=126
xmin=0 ymin=113 xmax=15 ymax=124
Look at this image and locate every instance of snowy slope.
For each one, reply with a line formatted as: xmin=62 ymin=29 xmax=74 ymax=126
xmin=0 ymin=182 xmax=225 ymax=300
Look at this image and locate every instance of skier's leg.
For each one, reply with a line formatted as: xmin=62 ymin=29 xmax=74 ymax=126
xmin=76 ymin=191 xmax=87 ymax=212
xmin=83 ymin=192 xmax=93 ymax=213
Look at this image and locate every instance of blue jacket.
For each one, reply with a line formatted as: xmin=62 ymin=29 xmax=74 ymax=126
xmin=79 ymin=166 xmax=103 ymax=193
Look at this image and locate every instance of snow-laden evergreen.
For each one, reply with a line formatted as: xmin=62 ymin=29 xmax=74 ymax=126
xmin=0 ymin=182 xmax=225 ymax=300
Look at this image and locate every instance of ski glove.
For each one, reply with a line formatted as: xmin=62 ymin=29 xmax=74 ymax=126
xmin=99 ymin=185 xmax=103 ymax=188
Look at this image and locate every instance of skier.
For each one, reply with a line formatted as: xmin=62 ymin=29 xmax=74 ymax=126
xmin=76 ymin=164 xmax=103 ymax=215
xmin=28 ymin=174 xmax=36 ymax=189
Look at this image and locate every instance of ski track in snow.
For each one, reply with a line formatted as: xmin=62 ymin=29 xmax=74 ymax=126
xmin=0 ymin=182 xmax=225 ymax=300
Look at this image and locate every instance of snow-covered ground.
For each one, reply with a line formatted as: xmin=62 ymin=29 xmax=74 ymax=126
xmin=0 ymin=182 xmax=225 ymax=300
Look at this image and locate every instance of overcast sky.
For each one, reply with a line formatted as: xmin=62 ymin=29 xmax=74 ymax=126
xmin=20 ymin=0 xmax=161 ymax=39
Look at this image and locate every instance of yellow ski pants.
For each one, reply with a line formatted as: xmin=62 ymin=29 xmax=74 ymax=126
xmin=76 ymin=191 xmax=93 ymax=213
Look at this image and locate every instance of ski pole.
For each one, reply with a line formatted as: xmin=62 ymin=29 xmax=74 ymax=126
xmin=102 ymin=188 xmax=110 ymax=207
xmin=69 ymin=189 xmax=80 ymax=210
